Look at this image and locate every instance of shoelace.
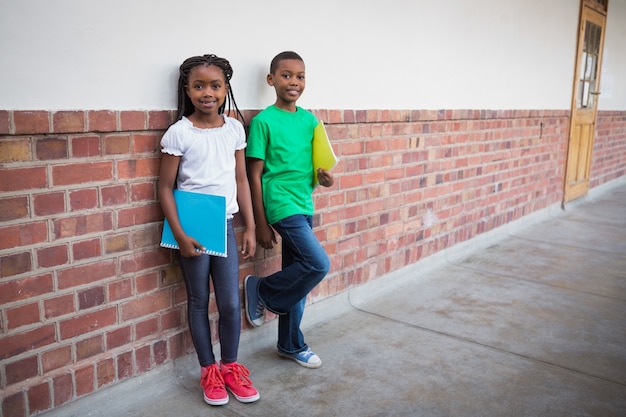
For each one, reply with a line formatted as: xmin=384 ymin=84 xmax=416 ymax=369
xmin=223 ymin=363 xmax=253 ymax=387
xmin=201 ymin=365 xmax=225 ymax=390
xmin=255 ymin=301 xmax=264 ymax=317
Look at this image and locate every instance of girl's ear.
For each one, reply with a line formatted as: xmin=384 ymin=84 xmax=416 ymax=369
xmin=266 ymin=73 xmax=274 ymax=86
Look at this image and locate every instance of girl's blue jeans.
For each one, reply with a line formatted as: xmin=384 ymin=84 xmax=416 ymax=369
xmin=259 ymin=214 xmax=330 ymax=354
xmin=178 ymin=219 xmax=240 ymax=367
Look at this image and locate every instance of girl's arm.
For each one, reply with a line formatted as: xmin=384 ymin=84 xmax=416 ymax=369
xmin=235 ymin=149 xmax=256 ymax=259
xmin=158 ymin=153 xmax=203 ymax=257
xmin=246 ymin=157 xmax=277 ymax=250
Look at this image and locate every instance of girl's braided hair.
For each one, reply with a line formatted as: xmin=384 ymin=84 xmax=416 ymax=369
xmin=176 ymin=54 xmax=244 ymax=123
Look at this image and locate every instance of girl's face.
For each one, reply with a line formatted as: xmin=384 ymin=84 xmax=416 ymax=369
xmin=267 ymin=59 xmax=305 ymax=111
xmin=185 ymin=64 xmax=227 ymax=116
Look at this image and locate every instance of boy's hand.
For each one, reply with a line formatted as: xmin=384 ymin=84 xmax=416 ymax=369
xmin=317 ymin=168 xmax=334 ymax=187
xmin=256 ymin=223 xmax=278 ymax=249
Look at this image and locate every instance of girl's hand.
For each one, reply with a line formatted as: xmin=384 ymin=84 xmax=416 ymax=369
xmin=256 ymin=223 xmax=278 ymax=250
xmin=317 ymin=168 xmax=334 ymax=187
xmin=178 ymin=235 xmax=204 ymax=257
xmin=241 ymin=228 xmax=257 ymax=260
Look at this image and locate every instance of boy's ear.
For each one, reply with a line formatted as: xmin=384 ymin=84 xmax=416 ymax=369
xmin=266 ymin=73 xmax=274 ymax=86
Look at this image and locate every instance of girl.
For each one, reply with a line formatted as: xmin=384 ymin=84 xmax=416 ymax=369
xmin=158 ymin=54 xmax=259 ymax=406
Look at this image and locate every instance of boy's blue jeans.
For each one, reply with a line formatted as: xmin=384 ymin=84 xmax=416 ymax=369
xmin=178 ymin=219 xmax=240 ymax=367
xmin=259 ymin=214 xmax=330 ymax=354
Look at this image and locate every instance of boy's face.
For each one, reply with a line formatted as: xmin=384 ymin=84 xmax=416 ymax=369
xmin=267 ymin=59 xmax=305 ymax=111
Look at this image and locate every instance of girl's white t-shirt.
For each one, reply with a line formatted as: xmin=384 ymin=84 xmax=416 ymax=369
xmin=160 ymin=115 xmax=246 ymax=218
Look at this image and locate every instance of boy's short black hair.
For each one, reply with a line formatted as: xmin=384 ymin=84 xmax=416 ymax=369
xmin=270 ymin=51 xmax=304 ymax=74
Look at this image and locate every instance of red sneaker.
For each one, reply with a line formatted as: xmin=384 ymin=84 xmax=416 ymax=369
xmin=200 ymin=364 xmax=228 ymax=406
xmin=220 ymin=361 xmax=260 ymax=403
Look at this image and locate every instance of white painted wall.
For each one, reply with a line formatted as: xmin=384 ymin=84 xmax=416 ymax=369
xmin=0 ymin=0 xmax=623 ymax=111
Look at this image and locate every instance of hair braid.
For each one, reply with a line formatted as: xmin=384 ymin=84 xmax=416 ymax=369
xmin=175 ymin=54 xmax=244 ymax=123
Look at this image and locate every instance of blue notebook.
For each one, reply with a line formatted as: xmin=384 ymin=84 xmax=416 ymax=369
xmin=160 ymin=189 xmax=227 ymax=257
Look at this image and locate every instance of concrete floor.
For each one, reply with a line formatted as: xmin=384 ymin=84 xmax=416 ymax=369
xmin=41 ymin=180 xmax=626 ymax=417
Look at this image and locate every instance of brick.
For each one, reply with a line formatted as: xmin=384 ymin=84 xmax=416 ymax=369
xmin=104 ymin=134 xmax=130 ymax=155
xmin=104 ymin=233 xmax=130 ymax=254
xmin=168 ymin=332 xmax=184 ymax=360
xmin=2 ymin=391 xmax=26 ymax=417
xmin=6 ymin=301 xmax=40 ymax=329
xmin=57 ymin=259 xmax=116 ymax=289
xmin=14 ymin=111 xmax=49 ymax=134
xmin=0 ymin=167 xmax=47 ymax=192
xmin=59 ymin=307 xmax=117 ymax=339
xmin=76 ymin=334 xmax=104 ymax=361
xmin=34 ymin=191 xmax=66 ymax=216
xmin=53 ymin=111 xmax=85 ymax=133
xmin=71 ymin=135 xmax=101 ymax=157
xmin=154 ymin=340 xmax=167 ymax=365
xmin=5 ymin=355 xmax=39 ymax=384
xmin=117 ymin=351 xmax=134 ymax=380
xmin=52 ymin=372 xmax=73 ymax=407
xmin=0 ymin=251 xmax=32 ymax=276
xmin=117 ymin=203 xmax=161 ymax=228
xmin=88 ymin=110 xmax=117 ymax=132
xmin=74 ymin=364 xmax=95 ymax=397
xmin=161 ymin=308 xmax=182 ymax=330
xmin=0 ymin=324 xmax=56 ymax=360
xmin=106 ymin=325 xmax=131 ymax=350
xmin=69 ymin=188 xmax=98 ymax=211
xmin=101 ymin=184 xmax=127 ymax=206
xmin=97 ymin=357 xmax=116 ymax=388
xmin=0 ymin=110 xmax=10 ymax=134
xmin=36 ymin=137 xmax=68 ymax=160
xmin=28 ymin=381 xmax=52 ymax=414
xmin=42 ymin=345 xmax=73 ymax=373
xmin=132 ymin=133 xmax=160 ymax=153
xmin=131 ymin=225 xmax=160 ymax=249
xmin=53 ymin=212 xmax=113 ymax=239
xmin=44 ymin=293 xmax=75 ymax=319
xmin=130 ymin=181 xmax=155 ymax=202
xmin=0 ymin=222 xmax=46 ymax=250
xmin=108 ymin=278 xmax=133 ymax=301
xmin=0 ymin=274 xmax=53 ymax=306
xmin=51 ymin=161 xmax=113 ymax=186
xmin=78 ymin=285 xmax=105 ymax=310
xmin=117 ymin=157 xmax=160 ymax=179
xmin=121 ymin=291 xmax=171 ymax=321
xmin=120 ymin=248 xmax=169 ymax=274
xmin=0 ymin=196 xmax=29 ymax=222
xmin=37 ymin=244 xmax=69 ymax=268
xmin=135 ymin=345 xmax=152 ymax=373
xmin=136 ymin=317 xmax=158 ymax=340
xmin=136 ymin=272 xmax=159 ymax=294
xmin=148 ymin=110 xmax=171 ymax=130
xmin=72 ymin=238 xmax=101 ymax=261
xmin=120 ymin=110 xmax=145 ymax=131
xmin=0 ymin=138 xmax=31 ymax=162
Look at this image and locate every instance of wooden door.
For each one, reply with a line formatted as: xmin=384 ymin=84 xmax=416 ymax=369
xmin=563 ymin=1 xmax=608 ymax=203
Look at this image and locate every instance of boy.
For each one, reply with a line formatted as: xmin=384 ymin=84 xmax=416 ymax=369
xmin=245 ymin=51 xmax=334 ymax=368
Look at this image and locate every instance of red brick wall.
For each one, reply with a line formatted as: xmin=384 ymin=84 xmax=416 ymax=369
xmin=1 ymin=108 xmax=624 ymax=416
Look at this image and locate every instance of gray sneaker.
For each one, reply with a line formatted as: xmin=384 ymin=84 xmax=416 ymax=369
xmin=244 ymin=275 xmax=264 ymax=327
xmin=277 ymin=347 xmax=322 ymax=369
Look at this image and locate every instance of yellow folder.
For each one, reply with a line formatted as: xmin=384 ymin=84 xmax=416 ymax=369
xmin=312 ymin=121 xmax=339 ymax=187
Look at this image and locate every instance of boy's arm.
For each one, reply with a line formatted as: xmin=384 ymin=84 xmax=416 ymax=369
xmin=246 ymin=157 xmax=277 ymax=249
xmin=235 ymin=149 xmax=256 ymax=259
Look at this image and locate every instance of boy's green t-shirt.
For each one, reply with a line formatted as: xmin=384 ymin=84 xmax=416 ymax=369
xmin=246 ymin=105 xmax=318 ymax=224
